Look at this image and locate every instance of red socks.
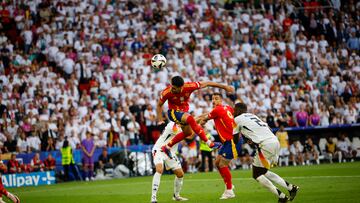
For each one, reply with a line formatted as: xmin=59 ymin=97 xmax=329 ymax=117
xmin=167 ymin=132 xmax=186 ymax=148
xmin=186 ymin=116 xmax=209 ymax=142
xmin=219 ymin=166 xmax=232 ymax=190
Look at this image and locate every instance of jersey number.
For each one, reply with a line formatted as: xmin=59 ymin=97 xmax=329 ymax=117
xmin=226 ymin=110 xmax=233 ymax=119
xmin=250 ymin=117 xmax=266 ymax=127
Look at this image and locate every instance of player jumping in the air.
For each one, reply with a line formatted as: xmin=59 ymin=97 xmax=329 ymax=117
xmin=197 ymin=93 xmax=241 ymax=200
xmin=0 ymin=156 xmax=20 ymax=203
xmin=157 ymin=76 xmax=234 ymax=157
xmin=233 ymin=103 xmax=299 ymax=203
xmin=151 ymin=122 xmax=188 ymax=203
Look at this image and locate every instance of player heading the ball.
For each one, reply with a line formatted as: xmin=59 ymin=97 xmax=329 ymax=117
xmin=156 ymin=75 xmax=234 ymax=158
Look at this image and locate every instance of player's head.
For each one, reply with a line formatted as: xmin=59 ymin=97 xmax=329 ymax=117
xmin=234 ymin=102 xmax=247 ymax=117
xmin=170 ymin=76 xmax=184 ymax=94
xmin=212 ymin=92 xmax=222 ymax=106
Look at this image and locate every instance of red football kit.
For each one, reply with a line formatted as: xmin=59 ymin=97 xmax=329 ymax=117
xmin=208 ymin=104 xmax=235 ymax=143
xmin=159 ymin=82 xmax=201 ymax=112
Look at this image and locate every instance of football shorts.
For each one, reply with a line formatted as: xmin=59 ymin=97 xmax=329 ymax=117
xmin=152 ymin=149 xmax=181 ymax=170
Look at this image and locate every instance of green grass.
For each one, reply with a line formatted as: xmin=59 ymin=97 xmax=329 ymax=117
xmin=6 ymin=162 xmax=360 ymax=203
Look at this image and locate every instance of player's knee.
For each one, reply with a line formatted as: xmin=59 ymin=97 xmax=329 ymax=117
xmin=252 ymin=165 xmax=268 ymax=180
xmin=215 ymin=159 xmax=220 ymax=168
xmin=176 ymin=171 xmax=184 ymax=178
xmin=155 ymin=165 xmax=164 ymax=174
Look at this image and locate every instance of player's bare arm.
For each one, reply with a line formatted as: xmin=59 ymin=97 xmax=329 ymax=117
xmin=156 ymin=100 xmax=165 ymax=124
xmin=199 ymin=81 xmax=234 ymax=93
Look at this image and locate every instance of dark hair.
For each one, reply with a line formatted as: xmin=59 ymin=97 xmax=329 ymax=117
xmin=212 ymin=92 xmax=222 ymax=97
xmin=171 ymin=76 xmax=184 ymax=87
xmin=234 ymin=103 xmax=247 ymax=116
xmin=62 ymin=140 xmax=69 ymax=148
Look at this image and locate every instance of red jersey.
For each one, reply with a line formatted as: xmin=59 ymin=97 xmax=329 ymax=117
xmin=208 ymin=105 xmax=235 ymax=143
xmin=160 ymin=82 xmax=201 ymax=112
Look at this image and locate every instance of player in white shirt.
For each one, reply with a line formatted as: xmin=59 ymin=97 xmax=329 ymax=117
xmin=151 ymin=122 xmax=188 ymax=203
xmin=233 ymin=103 xmax=299 ymax=203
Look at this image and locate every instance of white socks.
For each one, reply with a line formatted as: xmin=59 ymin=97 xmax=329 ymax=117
xmin=265 ymin=171 xmax=293 ymax=190
xmin=174 ymin=177 xmax=183 ymax=197
xmin=256 ymin=175 xmax=285 ymax=198
xmin=151 ymin=172 xmax=162 ymax=198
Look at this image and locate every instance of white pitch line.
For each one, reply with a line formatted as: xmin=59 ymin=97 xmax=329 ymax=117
xmin=18 ymin=175 xmax=360 ymax=194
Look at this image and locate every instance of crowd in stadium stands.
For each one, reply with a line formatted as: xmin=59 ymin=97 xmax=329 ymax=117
xmin=0 ymin=0 xmax=358 ymax=176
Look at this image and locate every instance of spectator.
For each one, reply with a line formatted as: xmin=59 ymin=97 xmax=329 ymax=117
xmin=3 ymin=134 xmax=17 ymax=153
xmin=27 ymin=130 xmax=41 ymax=152
xmin=319 ymin=105 xmax=330 ymax=126
xmin=7 ymin=154 xmax=21 ymax=174
xmin=295 ymin=104 xmax=308 ymax=127
xmin=16 ymin=130 xmax=28 ymax=153
xmin=97 ymin=147 xmax=114 ymax=175
xmin=304 ymin=137 xmax=320 ymax=165
xmin=44 ymin=154 xmax=56 ymax=171
xmin=266 ymin=109 xmax=277 ymax=128
xmin=276 ymin=125 xmax=290 ymax=166
xmin=290 ymin=141 xmax=304 ymax=166
xmin=309 ymin=108 xmax=320 ymax=126
xmin=81 ymin=131 xmax=95 ymax=181
xmin=325 ymin=137 xmax=338 ymax=163
xmin=337 ymin=133 xmax=357 ymax=162
xmin=30 ymin=153 xmax=44 ymax=172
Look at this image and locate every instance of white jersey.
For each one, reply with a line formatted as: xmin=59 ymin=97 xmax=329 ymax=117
xmin=234 ymin=113 xmax=276 ymax=144
xmin=153 ymin=122 xmax=182 ymax=154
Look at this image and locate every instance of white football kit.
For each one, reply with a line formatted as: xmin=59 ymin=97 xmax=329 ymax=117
xmin=152 ymin=122 xmax=182 ymax=170
xmin=234 ymin=113 xmax=280 ymax=169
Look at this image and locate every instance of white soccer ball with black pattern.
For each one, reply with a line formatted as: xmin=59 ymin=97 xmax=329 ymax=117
xmin=151 ymin=54 xmax=167 ymax=71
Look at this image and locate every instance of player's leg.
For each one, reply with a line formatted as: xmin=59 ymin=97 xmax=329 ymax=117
xmin=83 ymin=163 xmax=89 ymax=181
xmin=89 ymin=163 xmax=94 ymax=180
xmin=162 ymin=124 xmax=194 ymax=158
xmin=264 ymin=170 xmax=300 ymax=201
xmin=215 ymin=155 xmax=235 ymax=199
xmin=172 ymin=168 xmax=188 ymax=201
xmin=151 ymin=151 xmax=164 ymax=203
xmin=0 ymin=182 xmax=20 ymax=203
xmin=167 ymin=111 xmax=210 ymax=146
xmin=253 ymin=166 xmax=289 ymax=202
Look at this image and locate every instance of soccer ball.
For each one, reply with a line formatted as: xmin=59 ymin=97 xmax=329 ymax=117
xmin=151 ymin=54 xmax=167 ymax=71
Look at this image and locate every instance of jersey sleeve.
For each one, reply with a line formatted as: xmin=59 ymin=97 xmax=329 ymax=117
xmin=159 ymin=88 xmax=170 ymax=103
xmin=234 ymin=116 xmax=242 ymax=134
xmin=208 ymin=106 xmax=220 ymax=119
xmin=183 ymin=82 xmax=201 ymax=92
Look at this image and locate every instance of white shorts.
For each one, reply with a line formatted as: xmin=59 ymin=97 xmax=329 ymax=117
xmin=253 ymin=138 xmax=280 ymax=169
xmin=152 ymin=149 xmax=181 ymax=170
xmin=279 ymin=148 xmax=290 ymax=157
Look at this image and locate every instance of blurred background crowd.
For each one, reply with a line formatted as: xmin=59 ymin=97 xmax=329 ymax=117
xmin=0 ymin=0 xmax=358 ymax=177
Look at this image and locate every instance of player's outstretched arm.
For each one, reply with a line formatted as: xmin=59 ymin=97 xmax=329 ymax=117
xmin=156 ymin=100 xmax=165 ymax=124
xmin=199 ymin=81 xmax=234 ymax=93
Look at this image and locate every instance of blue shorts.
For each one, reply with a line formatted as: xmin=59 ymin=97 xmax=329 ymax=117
xmin=219 ymin=138 xmax=243 ymax=160
xmin=168 ymin=109 xmax=186 ymax=125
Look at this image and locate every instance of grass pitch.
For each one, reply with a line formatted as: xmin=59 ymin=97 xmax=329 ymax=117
xmin=7 ymin=162 xmax=360 ymax=203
